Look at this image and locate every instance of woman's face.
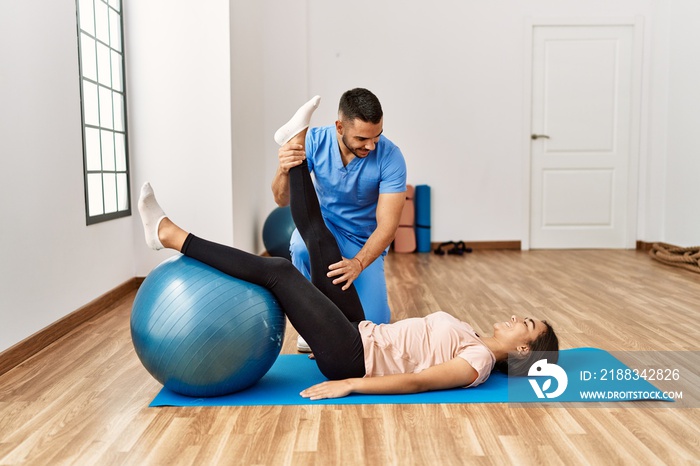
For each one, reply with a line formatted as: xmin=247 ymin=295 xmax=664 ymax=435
xmin=493 ymin=315 xmax=547 ymax=351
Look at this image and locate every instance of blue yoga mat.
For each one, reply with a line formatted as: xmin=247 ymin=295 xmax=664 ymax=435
xmin=414 ymin=184 xmax=431 ymax=253
xmin=149 ymin=348 xmax=669 ymax=407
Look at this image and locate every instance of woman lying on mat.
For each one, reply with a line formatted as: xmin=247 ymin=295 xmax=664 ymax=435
xmin=137 ymin=97 xmax=559 ymax=400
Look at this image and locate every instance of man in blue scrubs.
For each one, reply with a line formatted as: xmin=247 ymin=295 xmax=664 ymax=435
xmin=271 ymin=88 xmax=407 ymax=351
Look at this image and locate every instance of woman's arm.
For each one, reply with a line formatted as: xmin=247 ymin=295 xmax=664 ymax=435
xmin=300 ymin=357 xmax=479 ymax=400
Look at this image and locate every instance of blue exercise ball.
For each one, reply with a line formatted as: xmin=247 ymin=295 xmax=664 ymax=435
xmin=262 ymin=206 xmax=296 ymax=260
xmin=131 ymin=254 xmax=286 ymax=397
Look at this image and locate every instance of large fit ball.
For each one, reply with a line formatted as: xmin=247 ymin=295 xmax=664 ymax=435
xmin=262 ymin=206 xmax=296 ymax=260
xmin=131 ymin=255 xmax=286 ymax=397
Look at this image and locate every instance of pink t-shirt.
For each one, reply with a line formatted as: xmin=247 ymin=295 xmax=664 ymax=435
xmin=358 ymin=311 xmax=496 ymax=387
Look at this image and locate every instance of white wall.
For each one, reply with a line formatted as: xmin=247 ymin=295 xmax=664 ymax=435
xmin=126 ymin=0 xmax=235 ymax=276
xmin=230 ymin=1 xmax=265 ymax=253
xmin=264 ymin=0 xmax=700 ymax=246
xmin=640 ymin=0 xmax=671 ymax=243
xmin=663 ymin=0 xmax=700 ymax=246
xmin=0 ymin=0 xmax=135 ymax=353
xmin=303 ymin=0 xmax=668 ymax=244
xmin=260 ymin=1 xmax=310 ymax=224
xmin=124 ymin=0 xmax=700 ymax=258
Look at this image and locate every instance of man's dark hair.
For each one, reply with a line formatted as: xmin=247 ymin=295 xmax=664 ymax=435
xmin=338 ymin=88 xmax=383 ymax=124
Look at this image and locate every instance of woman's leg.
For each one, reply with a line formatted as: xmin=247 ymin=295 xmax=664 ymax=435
xmin=330 ymin=231 xmax=391 ymax=324
xmin=287 ymin=159 xmax=365 ymax=322
xmin=276 ymin=95 xmax=366 ymax=322
xmin=137 ymin=185 xmax=365 ymax=379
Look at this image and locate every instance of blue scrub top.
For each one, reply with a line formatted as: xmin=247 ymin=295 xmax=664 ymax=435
xmin=305 ymin=125 xmax=407 ymax=240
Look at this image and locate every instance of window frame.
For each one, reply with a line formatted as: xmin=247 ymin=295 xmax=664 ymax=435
xmin=76 ymin=0 xmax=131 ymax=225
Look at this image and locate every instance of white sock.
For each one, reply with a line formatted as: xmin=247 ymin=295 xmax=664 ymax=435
xmin=138 ymin=182 xmax=166 ymax=250
xmin=274 ymin=95 xmax=321 ymax=146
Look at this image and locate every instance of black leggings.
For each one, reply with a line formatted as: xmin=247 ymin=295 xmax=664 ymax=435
xmin=180 ymin=161 xmax=366 ymax=380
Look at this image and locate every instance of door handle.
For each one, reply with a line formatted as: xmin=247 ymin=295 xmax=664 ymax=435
xmin=531 ymin=134 xmax=550 ymax=140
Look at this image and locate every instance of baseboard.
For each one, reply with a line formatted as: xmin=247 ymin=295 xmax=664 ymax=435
xmin=429 ymin=240 xmax=522 ymax=251
xmin=0 ymin=277 xmax=143 ymax=377
xmin=636 ymin=241 xmax=656 ymax=252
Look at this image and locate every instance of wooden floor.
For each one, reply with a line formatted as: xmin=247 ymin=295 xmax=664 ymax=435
xmin=1 ymin=250 xmax=699 ymax=465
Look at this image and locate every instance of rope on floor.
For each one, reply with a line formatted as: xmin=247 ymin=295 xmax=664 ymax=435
xmin=649 ymin=242 xmax=700 ymax=274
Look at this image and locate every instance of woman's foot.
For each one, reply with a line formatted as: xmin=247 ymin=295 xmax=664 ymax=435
xmin=138 ymin=182 xmax=166 ymax=250
xmin=274 ymin=95 xmax=321 ymax=146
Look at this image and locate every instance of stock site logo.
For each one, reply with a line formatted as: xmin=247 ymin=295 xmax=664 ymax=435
xmin=528 ymin=359 xmax=568 ymax=399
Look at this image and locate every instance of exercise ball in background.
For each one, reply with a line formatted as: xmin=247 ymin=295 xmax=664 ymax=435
xmin=131 ymin=255 xmax=286 ymax=397
xmin=262 ymin=206 xmax=296 ymax=260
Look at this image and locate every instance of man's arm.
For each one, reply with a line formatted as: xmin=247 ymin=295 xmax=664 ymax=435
xmin=271 ymin=142 xmax=306 ymax=207
xmin=327 ymin=191 xmax=406 ymax=290
xmin=300 ymin=357 xmax=478 ymax=400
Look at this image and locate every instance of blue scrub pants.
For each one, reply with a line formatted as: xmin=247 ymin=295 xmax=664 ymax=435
xmin=290 ymin=226 xmax=391 ymax=324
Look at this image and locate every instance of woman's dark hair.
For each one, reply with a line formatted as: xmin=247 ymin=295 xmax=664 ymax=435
xmin=494 ymin=321 xmax=559 ymax=376
xmin=338 ymin=88 xmax=383 ymax=124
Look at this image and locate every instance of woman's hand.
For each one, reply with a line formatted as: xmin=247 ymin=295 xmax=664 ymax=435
xmin=301 ymin=359 xmax=478 ymax=400
xmin=300 ymin=380 xmax=354 ymax=400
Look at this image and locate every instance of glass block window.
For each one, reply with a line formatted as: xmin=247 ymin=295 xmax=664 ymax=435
xmin=76 ymin=0 xmax=130 ymax=224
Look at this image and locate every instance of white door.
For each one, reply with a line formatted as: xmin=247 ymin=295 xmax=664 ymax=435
xmin=529 ymin=24 xmax=639 ymax=249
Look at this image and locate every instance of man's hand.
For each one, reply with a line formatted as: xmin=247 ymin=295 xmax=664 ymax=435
xmin=278 ymin=142 xmax=306 ymax=174
xmin=272 ymin=142 xmax=306 ymax=206
xmin=324 ymin=191 xmax=405 ymax=288
xmin=327 ymin=257 xmax=363 ymax=290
